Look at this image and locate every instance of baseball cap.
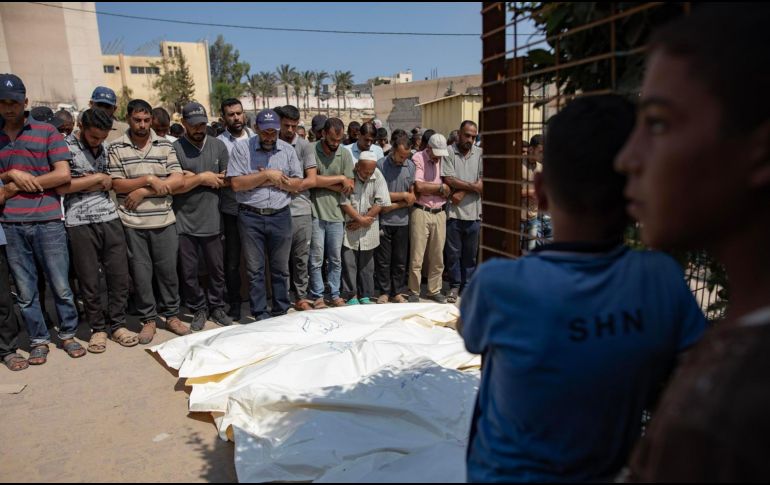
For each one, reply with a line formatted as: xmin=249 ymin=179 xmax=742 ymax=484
xmin=256 ymin=109 xmax=280 ymax=131
xmin=30 ymin=106 xmax=55 ymax=123
xmin=0 ymin=74 xmax=26 ymax=102
xmin=428 ymin=133 xmax=449 ymax=157
xmin=90 ymin=86 xmax=117 ymax=106
xmin=359 ymin=150 xmax=378 ymax=162
xmin=311 ymin=114 xmax=328 ymax=134
xmin=182 ymin=102 xmax=208 ymax=125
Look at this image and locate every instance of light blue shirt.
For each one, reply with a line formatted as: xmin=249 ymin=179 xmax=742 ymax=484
xmin=345 ymin=142 xmax=384 ymax=162
xmin=0 ymin=180 xmax=6 ymax=245
xmin=218 ymin=128 xmax=256 ymax=216
xmin=227 ymin=137 xmax=303 ymax=210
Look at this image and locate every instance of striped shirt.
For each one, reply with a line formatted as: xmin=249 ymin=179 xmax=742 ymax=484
xmin=63 ymin=134 xmax=119 ymax=227
xmin=0 ymin=118 xmax=70 ymax=222
xmin=107 ymin=130 xmax=182 ymax=229
xmin=341 ymin=168 xmax=391 ymax=251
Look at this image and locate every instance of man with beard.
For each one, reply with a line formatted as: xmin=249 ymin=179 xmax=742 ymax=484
xmin=442 ymin=120 xmax=483 ymax=303
xmin=173 ymin=102 xmax=232 ymax=331
xmin=217 ymin=98 xmax=255 ymax=320
xmin=57 ymin=108 xmax=137 ymax=352
xmin=108 ymin=99 xmax=189 ymax=343
xmin=228 ymin=109 xmax=303 ymax=321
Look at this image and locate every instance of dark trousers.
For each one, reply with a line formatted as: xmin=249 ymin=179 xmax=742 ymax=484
xmin=178 ymin=233 xmax=226 ymax=312
xmin=222 ymin=214 xmax=242 ymax=306
xmin=0 ymin=246 xmax=21 ymax=359
xmin=238 ymin=207 xmax=292 ymax=320
xmin=67 ymin=219 xmax=129 ymax=333
xmin=374 ymin=225 xmax=409 ymax=297
xmin=290 ymin=214 xmax=312 ymax=302
xmin=445 ymin=218 xmax=481 ymax=291
xmin=341 ymin=246 xmax=375 ymax=300
xmin=124 ymin=224 xmax=180 ymax=321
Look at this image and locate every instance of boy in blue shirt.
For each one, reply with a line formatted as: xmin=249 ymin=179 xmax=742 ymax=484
xmin=460 ymin=95 xmax=707 ymax=482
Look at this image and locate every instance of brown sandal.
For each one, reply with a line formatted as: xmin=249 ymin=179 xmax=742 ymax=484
xmin=313 ymin=298 xmax=328 ymax=310
xmin=3 ymin=353 xmax=29 ymax=371
xmin=111 ymin=328 xmax=139 ymax=347
xmin=295 ymin=299 xmax=313 ymax=311
xmin=88 ymin=332 xmax=108 ymax=354
xmin=138 ymin=320 xmax=157 ymax=345
xmin=329 ymin=297 xmax=347 ymax=308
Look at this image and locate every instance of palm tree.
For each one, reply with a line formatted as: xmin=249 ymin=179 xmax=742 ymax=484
xmin=290 ymin=72 xmax=303 ymax=110
xmin=300 ymin=70 xmax=315 ymax=114
xmin=314 ymin=70 xmax=329 ymax=114
xmin=276 ymin=64 xmax=297 ymax=106
xmin=246 ymin=73 xmax=261 ymax=115
xmin=257 ymin=71 xmax=277 ymax=109
xmin=332 ymin=70 xmax=354 ymax=118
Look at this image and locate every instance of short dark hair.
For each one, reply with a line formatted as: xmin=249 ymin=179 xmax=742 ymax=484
xmin=206 ymin=125 xmax=217 ymax=137
xmin=220 ymin=98 xmax=242 ymax=115
xmin=460 ymin=120 xmax=477 ymax=130
xmin=277 ymin=105 xmax=300 ymax=121
xmin=650 ymin=4 xmax=769 ymax=134
xmin=170 ymin=123 xmax=185 ymax=137
xmin=151 ymin=107 xmax=170 ymax=125
xmin=529 ymin=134 xmax=543 ymax=148
xmin=447 ymin=129 xmax=460 ymax=146
xmin=79 ymin=108 xmax=113 ymax=131
xmin=391 ymin=131 xmax=410 ymax=150
xmin=376 ymin=127 xmax=388 ymax=140
xmin=323 ymin=117 xmax=345 ymax=134
xmin=54 ymin=109 xmax=73 ymax=123
xmin=359 ymin=122 xmax=376 ymax=137
xmin=420 ymin=129 xmax=436 ymax=149
xmin=542 ymin=95 xmax=635 ymax=218
xmin=127 ymin=99 xmax=152 ymax=116
xmin=348 ymin=121 xmax=361 ymax=132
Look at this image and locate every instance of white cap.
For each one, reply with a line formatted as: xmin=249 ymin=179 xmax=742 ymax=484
xmin=359 ymin=150 xmax=378 ymax=162
xmin=428 ymin=133 xmax=449 ymax=157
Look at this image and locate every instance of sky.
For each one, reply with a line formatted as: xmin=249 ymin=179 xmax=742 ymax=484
xmin=94 ymin=2 xmax=487 ymax=84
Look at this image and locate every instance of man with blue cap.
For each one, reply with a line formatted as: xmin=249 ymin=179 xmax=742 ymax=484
xmin=227 ymin=109 xmax=304 ymax=321
xmin=88 ymin=86 xmax=128 ymax=143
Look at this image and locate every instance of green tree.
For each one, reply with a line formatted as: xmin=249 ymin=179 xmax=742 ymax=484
xmin=208 ymin=35 xmax=249 ymax=114
xmin=276 ymin=64 xmax=297 ymax=106
xmin=152 ymin=51 xmax=196 ymax=113
xmin=332 ymin=70 xmax=354 ymax=118
xmin=314 ymin=70 xmax=329 ymax=114
xmin=256 ymin=71 xmax=278 ymax=109
xmin=300 ymin=70 xmax=315 ymax=114
xmin=290 ymin=72 xmax=303 ymax=110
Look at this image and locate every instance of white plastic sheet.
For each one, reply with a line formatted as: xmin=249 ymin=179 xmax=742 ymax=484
xmin=152 ymin=303 xmax=480 ymax=482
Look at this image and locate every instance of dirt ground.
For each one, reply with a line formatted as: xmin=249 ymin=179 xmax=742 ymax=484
xmin=0 ymin=310 xmax=238 ymax=483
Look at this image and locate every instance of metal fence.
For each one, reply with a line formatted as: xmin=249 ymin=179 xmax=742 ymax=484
xmin=480 ymin=2 xmax=725 ymax=320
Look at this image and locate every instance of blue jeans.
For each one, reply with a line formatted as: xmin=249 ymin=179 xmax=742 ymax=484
xmin=3 ymin=221 xmax=79 ymax=345
xmin=309 ymin=218 xmax=344 ymax=300
xmin=445 ymin=218 xmax=481 ymax=291
xmin=239 ymin=207 xmax=293 ymax=320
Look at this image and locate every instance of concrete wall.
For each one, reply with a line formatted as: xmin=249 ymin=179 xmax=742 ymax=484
xmin=0 ymin=2 xmax=103 ymax=108
xmin=372 ymin=74 xmax=482 ymax=132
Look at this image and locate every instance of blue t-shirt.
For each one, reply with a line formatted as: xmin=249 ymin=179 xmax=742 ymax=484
xmin=461 ymin=243 xmax=707 ymax=483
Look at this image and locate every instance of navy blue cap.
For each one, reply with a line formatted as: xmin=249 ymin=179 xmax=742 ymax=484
xmin=91 ymin=86 xmax=117 ymax=106
xmin=0 ymin=74 xmax=26 ymax=102
xmin=30 ymin=106 xmax=55 ymax=123
xmin=311 ymin=114 xmax=327 ymax=133
xmin=256 ymin=109 xmax=280 ymax=131
xmin=182 ymin=102 xmax=208 ymax=125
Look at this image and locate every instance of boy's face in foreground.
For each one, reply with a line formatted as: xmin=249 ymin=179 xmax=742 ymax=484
xmin=615 ymin=51 xmax=744 ymax=251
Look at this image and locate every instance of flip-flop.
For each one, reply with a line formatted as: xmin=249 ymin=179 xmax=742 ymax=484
xmin=28 ymin=345 xmax=49 ymax=365
xmin=3 ymin=353 xmax=29 ymax=371
xmin=60 ymin=339 xmax=86 ymax=359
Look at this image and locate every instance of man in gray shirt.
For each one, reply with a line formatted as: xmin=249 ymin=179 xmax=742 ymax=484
xmin=173 ymin=102 xmax=232 ymax=331
xmin=228 ymin=109 xmax=303 ymax=321
xmin=276 ymin=105 xmax=317 ymax=311
xmin=442 ymin=120 xmax=484 ymax=303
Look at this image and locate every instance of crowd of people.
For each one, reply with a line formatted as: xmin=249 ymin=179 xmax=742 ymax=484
xmin=1 ymin=3 xmax=767 ymax=483
xmin=0 ymin=79 xmax=484 ymax=366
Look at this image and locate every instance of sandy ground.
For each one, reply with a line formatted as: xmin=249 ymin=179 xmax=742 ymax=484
xmin=0 ymin=310 xmax=238 ymax=483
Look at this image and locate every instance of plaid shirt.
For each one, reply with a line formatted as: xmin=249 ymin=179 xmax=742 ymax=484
xmin=341 ymin=168 xmax=391 ymax=251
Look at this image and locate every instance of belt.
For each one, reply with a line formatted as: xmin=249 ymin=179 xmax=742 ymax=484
xmin=414 ymin=203 xmax=445 ymax=214
xmin=239 ymin=204 xmax=289 ymax=216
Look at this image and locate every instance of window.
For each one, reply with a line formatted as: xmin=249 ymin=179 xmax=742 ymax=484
xmin=167 ymin=46 xmax=173 ymax=57
xmin=130 ymin=66 xmax=151 ymax=74
xmin=149 ymin=67 xmax=160 ymax=75
xmin=103 ymin=65 xmax=115 ymax=74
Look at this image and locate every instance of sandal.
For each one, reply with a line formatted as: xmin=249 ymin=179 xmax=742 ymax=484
xmin=111 ymin=327 xmax=139 ymax=347
xmin=295 ymin=299 xmax=313 ymax=311
xmin=313 ymin=298 xmax=328 ymax=310
xmin=28 ymin=344 xmax=49 ymax=365
xmin=3 ymin=353 xmax=29 ymax=371
xmin=88 ymin=332 xmax=108 ymax=354
xmin=329 ymin=297 xmax=347 ymax=307
xmin=60 ymin=339 xmax=86 ymax=359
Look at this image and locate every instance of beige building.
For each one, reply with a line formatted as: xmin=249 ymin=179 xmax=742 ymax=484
xmin=0 ymin=2 xmax=104 ymax=109
xmin=372 ymin=74 xmax=482 ymax=132
xmin=103 ymin=41 xmax=212 ymax=115
xmin=417 ymin=94 xmax=482 ymax=138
